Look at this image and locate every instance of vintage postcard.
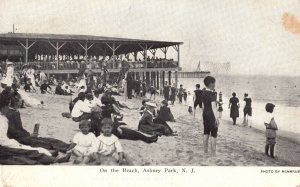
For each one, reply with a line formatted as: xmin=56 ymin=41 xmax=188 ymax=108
xmin=0 ymin=0 xmax=299 ymax=186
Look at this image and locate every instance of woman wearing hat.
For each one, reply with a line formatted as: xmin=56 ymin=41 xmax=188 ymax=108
xmin=1 ymin=61 xmax=14 ymax=87
xmin=157 ymin=100 xmax=176 ymax=122
xmin=138 ymin=102 xmax=176 ymax=136
xmin=95 ymin=95 xmax=158 ymax=143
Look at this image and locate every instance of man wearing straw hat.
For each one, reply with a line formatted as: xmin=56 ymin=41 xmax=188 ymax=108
xmin=138 ymin=102 xmax=176 ymax=136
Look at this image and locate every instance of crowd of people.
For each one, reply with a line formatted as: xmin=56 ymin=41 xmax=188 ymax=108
xmin=0 ymin=60 xmax=279 ymax=165
xmin=7 ymin=55 xmax=178 ymax=72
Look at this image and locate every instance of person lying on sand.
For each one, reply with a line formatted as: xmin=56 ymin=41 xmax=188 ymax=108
xmin=103 ymin=89 xmax=130 ymax=109
xmin=97 ymin=95 xmax=158 ymax=143
xmin=2 ymin=91 xmax=71 ymax=154
xmin=0 ymin=102 xmax=71 ymax=165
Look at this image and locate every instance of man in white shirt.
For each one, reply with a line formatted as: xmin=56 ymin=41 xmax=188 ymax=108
xmin=71 ymin=95 xmax=92 ymax=122
xmin=91 ymin=90 xmax=102 ymax=108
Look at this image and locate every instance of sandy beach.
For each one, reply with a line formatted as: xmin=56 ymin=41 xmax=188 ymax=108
xmin=18 ymin=92 xmax=300 ymax=166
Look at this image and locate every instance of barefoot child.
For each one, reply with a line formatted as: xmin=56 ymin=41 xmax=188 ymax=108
xmin=243 ymin=93 xmax=252 ymax=127
xmin=202 ymin=76 xmax=219 ymax=156
xmin=218 ymin=98 xmax=223 ymax=119
xmin=193 ymin=84 xmax=203 ymax=120
xmin=94 ymin=118 xmax=127 ymax=165
xmin=264 ymin=103 xmax=278 ymax=158
xmin=68 ymin=120 xmax=98 ymax=164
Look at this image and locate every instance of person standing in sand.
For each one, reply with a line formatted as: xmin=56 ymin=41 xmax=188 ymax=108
xmin=229 ymin=92 xmax=240 ymax=125
xmin=243 ymin=93 xmax=252 ymax=127
xmin=202 ymin=76 xmax=219 ymax=156
xmin=169 ymin=83 xmax=177 ymax=105
xmin=193 ymin=84 xmax=203 ymax=120
xmin=217 ymin=98 xmax=223 ymax=119
xmin=264 ymin=103 xmax=278 ymax=159
xmin=163 ymin=81 xmax=170 ymax=101
xmin=177 ymin=84 xmax=184 ymax=104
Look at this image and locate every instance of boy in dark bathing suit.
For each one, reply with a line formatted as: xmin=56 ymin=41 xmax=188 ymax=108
xmin=243 ymin=93 xmax=252 ymax=127
xmin=193 ymin=84 xmax=203 ymax=120
xmin=202 ymin=76 xmax=219 ymax=156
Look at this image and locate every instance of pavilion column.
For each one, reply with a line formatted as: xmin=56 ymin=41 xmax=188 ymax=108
xmin=175 ymin=71 xmax=178 ymax=88
xmin=49 ymin=41 xmax=66 ymax=70
xmin=18 ymin=39 xmax=36 ymax=64
xmin=134 ymin=52 xmax=138 ymax=61
xmin=149 ymin=49 xmax=157 ymax=59
xmin=160 ymin=47 xmax=169 ymax=68
xmin=146 ymin=71 xmax=150 ymax=86
xmin=106 ymin=43 xmax=122 ymax=69
xmin=162 ymin=71 xmax=165 ymax=87
xmin=139 ymin=44 xmax=153 ymax=68
xmin=157 ymin=71 xmax=159 ymax=89
xmin=168 ymin=71 xmax=171 ymax=85
xmin=78 ymin=41 xmax=94 ymax=63
xmin=153 ymin=72 xmax=156 ymax=88
xmin=160 ymin=47 xmax=168 ymax=59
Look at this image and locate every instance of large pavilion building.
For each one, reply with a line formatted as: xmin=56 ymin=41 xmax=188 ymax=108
xmin=0 ymin=33 xmax=183 ymax=88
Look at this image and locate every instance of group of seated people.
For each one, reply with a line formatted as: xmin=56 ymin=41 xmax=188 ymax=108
xmin=0 ymin=87 xmax=71 ymax=165
xmin=138 ymin=99 xmax=177 ymax=137
xmin=0 ymin=72 xmax=178 ymax=165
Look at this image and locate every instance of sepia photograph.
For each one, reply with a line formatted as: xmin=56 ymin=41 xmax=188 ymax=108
xmin=0 ymin=0 xmax=300 ymax=186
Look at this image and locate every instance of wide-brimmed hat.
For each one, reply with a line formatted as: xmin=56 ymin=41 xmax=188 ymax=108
xmin=145 ymin=102 xmax=157 ymax=108
xmin=265 ymin=103 xmax=275 ymax=111
xmin=6 ymin=61 xmax=13 ymax=65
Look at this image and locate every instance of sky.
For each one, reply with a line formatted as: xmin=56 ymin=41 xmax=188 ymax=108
xmin=0 ymin=0 xmax=300 ymax=76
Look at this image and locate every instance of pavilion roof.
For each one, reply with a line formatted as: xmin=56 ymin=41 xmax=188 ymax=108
xmin=0 ymin=33 xmax=182 ymax=56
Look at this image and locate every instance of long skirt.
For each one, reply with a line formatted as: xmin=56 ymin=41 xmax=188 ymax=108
xmin=230 ymin=107 xmax=239 ymax=118
xmin=138 ymin=118 xmax=173 ymax=136
xmin=17 ymin=136 xmax=70 ymax=153
xmin=0 ymin=146 xmax=56 ymax=165
xmin=91 ymin=118 xmax=157 ymax=143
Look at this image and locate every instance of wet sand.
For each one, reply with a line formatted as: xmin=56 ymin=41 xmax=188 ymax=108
xmin=19 ymin=92 xmax=300 ymax=166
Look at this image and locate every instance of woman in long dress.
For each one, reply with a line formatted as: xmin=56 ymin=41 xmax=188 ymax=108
xmin=229 ymin=92 xmax=240 ymax=125
xmin=26 ymin=66 xmax=36 ymax=89
xmin=138 ymin=102 xmax=176 ymax=136
xmin=3 ymin=61 xmax=14 ymax=87
xmin=169 ymin=84 xmax=177 ymax=105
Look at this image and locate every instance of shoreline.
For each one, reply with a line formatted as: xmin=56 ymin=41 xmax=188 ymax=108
xmin=18 ymin=91 xmax=300 ymax=166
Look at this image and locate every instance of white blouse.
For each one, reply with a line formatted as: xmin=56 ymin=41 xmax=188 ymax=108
xmin=71 ymin=100 xmax=92 ymax=118
xmin=0 ymin=114 xmax=51 ymax=156
xmin=96 ymin=134 xmax=123 ymax=156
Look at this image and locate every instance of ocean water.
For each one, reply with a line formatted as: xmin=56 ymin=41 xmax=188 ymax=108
xmin=177 ymin=75 xmax=300 ymax=135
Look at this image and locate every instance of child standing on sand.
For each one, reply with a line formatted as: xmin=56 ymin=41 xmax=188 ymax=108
xmin=193 ymin=84 xmax=203 ymax=120
xmin=202 ymin=76 xmax=219 ymax=156
xmin=264 ymin=103 xmax=278 ymax=158
xmin=94 ymin=118 xmax=126 ymax=165
xmin=68 ymin=120 xmax=98 ymax=164
xmin=183 ymin=89 xmax=187 ymax=105
xmin=217 ymin=98 xmax=223 ymax=119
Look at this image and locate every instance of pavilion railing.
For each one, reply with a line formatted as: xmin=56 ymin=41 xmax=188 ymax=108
xmin=12 ymin=60 xmax=179 ymax=71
